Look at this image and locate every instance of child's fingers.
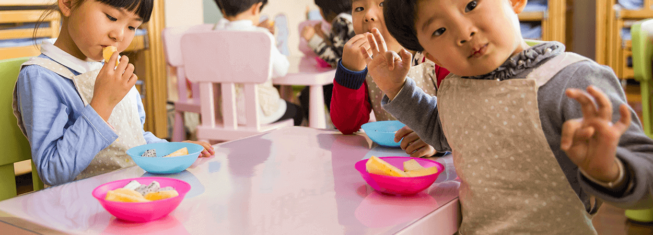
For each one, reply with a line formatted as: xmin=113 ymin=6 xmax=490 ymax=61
xmin=360 ymin=46 xmax=373 ymax=65
xmin=104 ymin=50 xmax=120 ymax=70
xmin=614 ymin=104 xmax=632 ymax=134
xmin=587 ymin=86 xmax=613 ymax=120
xmin=116 ymin=55 xmax=130 ymax=74
xmin=400 ymin=132 xmax=420 ymax=150
xmin=565 ymin=88 xmax=598 ymax=118
xmin=122 ymin=63 xmax=135 ymax=81
xmin=400 ymin=49 xmax=413 ymax=68
xmin=127 ymin=74 xmax=138 ymax=87
xmin=405 ymin=139 xmax=427 ymax=154
xmin=385 ymin=51 xmax=398 ymax=71
xmin=366 ymin=32 xmax=380 ymax=58
xmin=560 ymin=119 xmax=582 ymax=150
xmin=371 ymin=28 xmax=388 ymax=53
xmin=394 ymin=126 xmax=413 ymax=142
xmin=411 ymin=146 xmax=432 ymax=158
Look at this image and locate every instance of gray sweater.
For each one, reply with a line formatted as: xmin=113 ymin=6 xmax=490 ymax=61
xmin=382 ymin=42 xmax=653 ymax=212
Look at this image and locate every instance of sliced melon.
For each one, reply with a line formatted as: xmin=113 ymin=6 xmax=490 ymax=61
xmin=366 ymin=156 xmax=408 ymax=177
xmin=406 ymin=166 xmax=439 ymax=177
xmin=103 ymin=46 xmax=119 ymax=66
xmin=163 ymin=147 xmax=188 ymax=157
xmin=105 ymin=188 xmax=149 ymax=202
xmin=144 ymin=190 xmax=179 ymax=201
xmin=403 ymin=159 xmax=424 ymax=172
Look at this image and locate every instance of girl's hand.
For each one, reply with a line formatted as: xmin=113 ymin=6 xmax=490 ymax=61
xmin=341 ymin=34 xmax=371 ymax=71
xmin=90 ymin=52 xmax=138 ymax=122
xmin=183 ymin=140 xmax=215 ymax=158
xmin=361 ymin=28 xmax=412 ymax=100
xmin=395 ymin=126 xmax=436 ymax=158
xmin=561 ymin=86 xmax=632 ymax=183
xmin=258 ymin=19 xmax=275 ymax=35
xmin=301 ymin=25 xmax=316 ymax=41
xmin=313 ymin=22 xmax=326 ymax=39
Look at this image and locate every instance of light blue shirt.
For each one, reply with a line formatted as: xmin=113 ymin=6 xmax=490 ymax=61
xmin=16 ymin=54 xmax=165 ymax=186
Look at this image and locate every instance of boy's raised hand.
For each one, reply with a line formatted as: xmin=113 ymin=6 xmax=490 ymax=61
xmin=91 ymin=52 xmax=138 ymax=122
xmin=341 ymin=34 xmax=371 ymax=71
xmin=361 ymin=28 xmax=412 ymax=100
xmin=561 ymin=86 xmax=632 ymax=183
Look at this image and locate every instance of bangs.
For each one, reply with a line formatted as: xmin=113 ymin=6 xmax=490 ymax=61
xmin=97 ymin=0 xmax=153 ymax=22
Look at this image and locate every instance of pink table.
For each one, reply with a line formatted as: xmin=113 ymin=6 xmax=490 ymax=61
xmin=273 ymin=57 xmax=335 ymax=129
xmin=0 ymin=127 xmax=460 ymax=234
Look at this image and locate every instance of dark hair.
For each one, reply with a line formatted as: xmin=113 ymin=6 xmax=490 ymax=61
xmin=384 ymin=0 xmax=423 ymax=51
xmin=34 ymin=0 xmax=154 ymax=42
xmin=314 ymin=0 xmax=351 ymax=21
xmin=214 ymin=0 xmax=268 ymax=17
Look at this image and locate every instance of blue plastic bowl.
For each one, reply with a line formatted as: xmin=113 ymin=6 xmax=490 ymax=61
xmin=126 ymin=142 xmax=204 ymax=174
xmin=361 ymin=120 xmax=406 ymax=148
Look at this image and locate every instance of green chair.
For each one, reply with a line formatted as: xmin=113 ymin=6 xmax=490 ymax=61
xmin=0 ymin=57 xmax=44 ymax=201
xmin=627 ymin=19 xmax=653 ymax=223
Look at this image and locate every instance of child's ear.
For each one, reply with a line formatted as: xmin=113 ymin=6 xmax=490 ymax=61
xmin=425 ymin=52 xmax=444 ymax=67
xmin=251 ymin=2 xmax=264 ymax=15
xmin=510 ymin=0 xmax=528 ymax=14
xmin=58 ymin=0 xmax=74 ymax=17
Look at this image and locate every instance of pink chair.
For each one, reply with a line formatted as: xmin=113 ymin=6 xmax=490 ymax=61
xmin=162 ymin=24 xmax=214 ymax=142
xmin=298 ymin=20 xmax=322 ymax=57
xmin=180 ymin=30 xmax=293 ymax=141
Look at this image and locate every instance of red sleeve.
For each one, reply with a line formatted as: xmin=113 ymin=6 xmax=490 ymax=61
xmin=434 ymin=65 xmax=450 ymax=88
xmin=330 ymin=80 xmax=372 ymax=135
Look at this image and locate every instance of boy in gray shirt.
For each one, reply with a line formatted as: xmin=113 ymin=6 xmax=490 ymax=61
xmin=360 ymin=0 xmax=653 ymax=234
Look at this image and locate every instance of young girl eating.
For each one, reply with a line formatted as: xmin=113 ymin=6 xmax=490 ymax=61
xmin=13 ymin=0 xmax=213 ymax=186
xmin=364 ymin=0 xmax=653 ymax=233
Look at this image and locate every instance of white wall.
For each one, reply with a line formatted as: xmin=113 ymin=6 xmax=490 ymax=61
xmin=260 ymin=0 xmax=318 ymax=57
xmin=165 ymin=0 xmax=204 ymax=27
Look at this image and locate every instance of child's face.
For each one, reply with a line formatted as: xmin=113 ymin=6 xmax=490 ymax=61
xmin=416 ymin=0 xmax=527 ymax=76
xmin=64 ymin=0 xmax=143 ymax=61
xmin=352 ymin=0 xmax=402 ymax=52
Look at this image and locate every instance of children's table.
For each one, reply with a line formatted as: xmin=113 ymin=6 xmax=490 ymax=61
xmin=273 ymin=56 xmax=335 ymax=129
xmin=0 ymin=127 xmax=461 ymax=234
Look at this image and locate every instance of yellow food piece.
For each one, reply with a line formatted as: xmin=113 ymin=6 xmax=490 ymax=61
xmin=366 ymin=156 xmax=408 ymax=177
xmin=268 ymin=20 xmax=275 ymax=27
xmin=406 ymin=166 xmax=439 ymax=177
xmin=105 ymin=188 xmax=149 ymax=202
xmin=102 ymin=46 xmax=119 ymax=66
xmin=163 ymin=147 xmax=188 ymax=157
xmin=144 ymin=190 xmax=179 ymax=201
xmin=403 ymin=159 xmax=424 ymax=172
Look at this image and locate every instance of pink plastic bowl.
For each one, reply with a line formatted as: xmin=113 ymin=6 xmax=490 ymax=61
xmin=92 ymin=177 xmax=191 ymax=222
xmin=355 ymin=157 xmax=444 ymax=196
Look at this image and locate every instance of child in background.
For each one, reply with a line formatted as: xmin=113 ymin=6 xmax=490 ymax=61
xmin=298 ymin=0 xmax=355 ymax=122
xmin=213 ymin=0 xmax=304 ymax=126
xmin=14 ymin=0 xmax=213 ymax=186
xmin=330 ymin=0 xmax=450 ymax=158
xmin=367 ymin=0 xmax=653 ymax=233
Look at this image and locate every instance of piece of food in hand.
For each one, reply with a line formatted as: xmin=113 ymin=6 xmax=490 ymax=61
xmin=141 ymin=149 xmax=157 ymax=158
xmin=103 ymin=46 xmax=119 ymax=66
xmin=163 ymin=147 xmax=188 ymax=157
xmin=268 ymin=20 xmax=275 ymax=27
xmin=405 ymin=166 xmax=438 ymax=177
xmin=403 ymin=159 xmax=424 ymax=172
xmin=144 ymin=190 xmax=179 ymax=201
xmin=366 ymin=156 xmax=408 ymax=177
xmin=105 ymin=188 xmax=149 ymax=202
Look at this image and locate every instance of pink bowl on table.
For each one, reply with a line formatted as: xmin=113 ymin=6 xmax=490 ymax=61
xmin=355 ymin=157 xmax=444 ymax=196
xmin=92 ymin=177 xmax=191 ymax=222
